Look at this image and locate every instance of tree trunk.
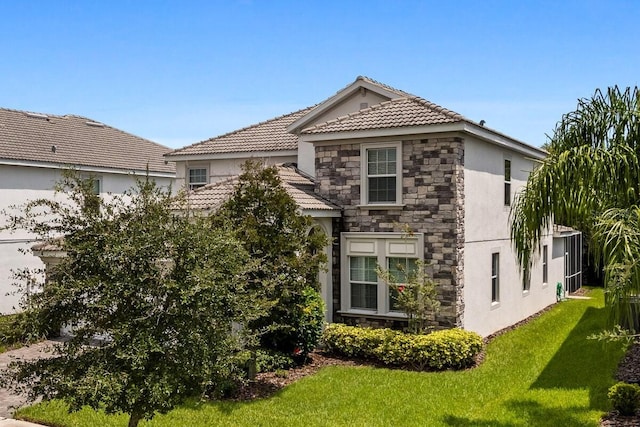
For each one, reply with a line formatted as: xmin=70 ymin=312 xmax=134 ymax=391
xmin=128 ymin=411 xmax=142 ymax=427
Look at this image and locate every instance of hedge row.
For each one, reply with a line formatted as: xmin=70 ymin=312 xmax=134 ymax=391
xmin=322 ymin=324 xmax=483 ymax=370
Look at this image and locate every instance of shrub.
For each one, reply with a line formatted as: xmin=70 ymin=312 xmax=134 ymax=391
xmin=608 ymin=382 xmax=640 ymax=415
xmin=323 ymin=324 xmax=483 ymax=371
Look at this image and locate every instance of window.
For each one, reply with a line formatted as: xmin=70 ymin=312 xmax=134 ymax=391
xmin=81 ymin=174 xmax=101 ymax=195
xmin=361 ymin=142 xmax=402 ymax=205
xmin=504 ymin=159 xmax=511 ymax=206
xmin=188 ymin=167 xmax=208 ymax=190
xmin=387 ymin=257 xmax=418 ymax=311
xmin=522 ymin=267 xmax=530 ymax=292
xmin=491 ymin=253 xmax=500 ymax=303
xmin=341 ymin=232 xmax=424 ymax=316
xmin=349 ymin=257 xmax=378 ymax=309
xmin=542 ymin=245 xmax=548 ymax=284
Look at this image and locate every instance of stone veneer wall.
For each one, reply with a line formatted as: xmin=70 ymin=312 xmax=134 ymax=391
xmin=316 ymin=137 xmax=465 ymax=330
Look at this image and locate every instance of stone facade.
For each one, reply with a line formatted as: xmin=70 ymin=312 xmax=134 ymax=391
xmin=316 ymin=137 xmax=465 ymax=330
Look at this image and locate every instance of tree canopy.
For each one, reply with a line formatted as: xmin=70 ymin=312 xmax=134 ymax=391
xmin=511 ymin=86 xmax=640 ymax=328
xmin=214 ymin=161 xmax=328 ymax=361
xmin=1 ymin=173 xmax=261 ymax=427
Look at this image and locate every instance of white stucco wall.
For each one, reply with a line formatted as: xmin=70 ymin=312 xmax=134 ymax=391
xmin=174 ymin=155 xmax=298 ymax=190
xmin=462 ymin=138 xmax=561 ymax=336
xmin=0 ymin=164 xmax=174 ymax=314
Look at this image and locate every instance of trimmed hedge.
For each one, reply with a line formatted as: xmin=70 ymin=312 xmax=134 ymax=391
xmin=608 ymin=382 xmax=640 ymax=415
xmin=323 ymin=324 xmax=483 ymax=370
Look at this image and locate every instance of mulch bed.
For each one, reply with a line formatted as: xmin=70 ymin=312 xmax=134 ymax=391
xmin=230 ymin=351 xmax=360 ymax=401
xmin=601 ymin=342 xmax=640 ymax=426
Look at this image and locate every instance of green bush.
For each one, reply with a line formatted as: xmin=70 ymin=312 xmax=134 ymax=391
xmin=255 ymin=349 xmax=296 ymax=372
xmin=608 ymin=382 xmax=640 ymax=415
xmin=322 ymin=324 xmax=483 ymax=371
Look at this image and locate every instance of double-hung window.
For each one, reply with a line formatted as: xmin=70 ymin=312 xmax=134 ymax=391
xmin=387 ymin=257 xmax=418 ymax=311
xmin=361 ymin=142 xmax=402 ymax=206
xmin=341 ymin=232 xmax=423 ymax=317
xmin=188 ymin=167 xmax=208 ymax=190
xmin=542 ymin=245 xmax=548 ymax=284
xmin=349 ymin=257 xmax=378 ymax=309
xmin=491 ymin=253 xmax=500 ymax=303
xmin=504 ymin=159 xmax=512 ymax=206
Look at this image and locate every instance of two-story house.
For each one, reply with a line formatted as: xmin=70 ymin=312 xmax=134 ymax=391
xmin=166 ymin=77 xmax=582 ymax=337
xmin=0 ymin=108 xmax=176 ymax=313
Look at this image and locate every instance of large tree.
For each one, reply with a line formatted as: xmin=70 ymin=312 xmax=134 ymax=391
xmin=1 ymin=172 xmax=260 ymax=427
xmin=214 ymin=161 xmax=328 ymax=362
xmin=511 ymin=86 xmax=640 ymax=328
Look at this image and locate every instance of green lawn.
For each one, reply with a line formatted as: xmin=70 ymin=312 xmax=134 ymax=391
xmin=17 ymin=289 xmax=625 ymax=426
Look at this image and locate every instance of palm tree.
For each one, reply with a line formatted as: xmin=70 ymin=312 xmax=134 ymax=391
xmin=511 ymin=86 xmax=640 ymax=329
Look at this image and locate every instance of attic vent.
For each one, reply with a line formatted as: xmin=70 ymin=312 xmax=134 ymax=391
xmin=360 ymin=103 xmax=368 ymax=109
xmin=26 ymin=112 xmax=49 ymax=120
xmin=85 ymin=121 xmax=105 ymax=128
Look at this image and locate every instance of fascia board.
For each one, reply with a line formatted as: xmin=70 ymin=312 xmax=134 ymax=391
xmin=302 ymin=122 xmax=547 ymax=159
xmin=0 ymin=158 xmax=175 ymax=178
xmin=461 ymin=123 xmax=547 ymax=159
xmin=165 ymin=150 xmax=298 ymax=162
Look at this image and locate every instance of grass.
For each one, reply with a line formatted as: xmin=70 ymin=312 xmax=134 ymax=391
xmin=17 ymin=289 xmax=625 ymax=426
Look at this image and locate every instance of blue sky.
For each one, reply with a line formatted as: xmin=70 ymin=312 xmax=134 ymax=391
xmin=2 ymin=0 xmax=638 ymax=149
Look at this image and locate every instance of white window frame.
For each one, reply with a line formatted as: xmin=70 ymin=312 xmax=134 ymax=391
xmin=504 ymin=158 xmax=512 ymax=206
xmin=360 ymin=141 xmax=403 ymax=206
xmin=491 ymin=252 xmax=500 ymax=304
xmin=340 ymin=232 xmax=424 ymax=318
xmin=542 ymin=244 xmax=548 ymax=285
xmin=187 ymin=166 xmax=208 ymax=190
xmin=81 ymin=173 xmax=102 ymax=195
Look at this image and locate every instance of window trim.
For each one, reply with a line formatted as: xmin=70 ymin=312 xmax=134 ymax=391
xmin=504 ymin=158 xmax=512 ymax=206
xmin=360 ymin=141 xmax=403 ymax=206
xmin=187 ymin=166 xmax=209 ymax=190
xmin=340 ymin=232 xmax=424 ymax=317
xmin=542 ymin=244 xmax=548 ymax=285
xmin=491 ymin=252 xmax=500 ymax=304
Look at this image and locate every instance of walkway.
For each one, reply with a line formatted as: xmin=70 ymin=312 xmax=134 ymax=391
xmin=0 ymin=340 xmax=60 ymax=421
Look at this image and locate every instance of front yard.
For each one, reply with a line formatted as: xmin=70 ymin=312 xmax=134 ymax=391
xmin=17 ymin=288 xmax=624 ymax=426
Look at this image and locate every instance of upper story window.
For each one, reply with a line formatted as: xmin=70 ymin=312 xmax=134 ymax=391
xmin=188 ymin=167 xmax=208 ymax=190
xmin=504 ymin=159 xmax=512 ymax=206
xmin=361 ymin=142 xmax=402 ymax=206
xmin=81 ymin=174 xmax=101 ymax=195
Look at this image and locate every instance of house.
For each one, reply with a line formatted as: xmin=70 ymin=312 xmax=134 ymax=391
xmin=0 ymin=108 xmax=176 ymax=314
xmin=167 ymin=76 xmax=582 ymax=337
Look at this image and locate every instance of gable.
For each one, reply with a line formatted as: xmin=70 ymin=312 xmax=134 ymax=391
xmin=287 ymin=76 xmax=414 ymax=134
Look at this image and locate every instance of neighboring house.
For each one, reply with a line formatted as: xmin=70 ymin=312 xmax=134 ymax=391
xmin=0 ymin=108 xmax=176 ymax=314
xmin=167 ymin=76 xmax=582 ymax=337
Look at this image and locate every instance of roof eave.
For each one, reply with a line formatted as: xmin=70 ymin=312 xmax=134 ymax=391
xmin=0 ymin=158 xmax=176 ymax=177
xmin=165 ymin=150 xmax=298 ymax=162
xmin=300 ymin=122 xmax=547 ymax=159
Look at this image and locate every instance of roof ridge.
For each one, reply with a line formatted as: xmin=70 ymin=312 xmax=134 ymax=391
xmin=356 ymin=76 xmax=416 ymax=97
xmin=0 ymin=107 xmax=68 ymax=119
xmin=169 ymin=105 xmax=317 ymax=155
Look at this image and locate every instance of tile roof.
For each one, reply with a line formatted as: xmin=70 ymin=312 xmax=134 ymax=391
xmin=353 ymin=75 xmax=416 ymax=98
xmin=166 ymin=106 xmax=315 ymax=157
xmin=0 ymin=108 xmax=174 ymax=174
xmin=180 ymin=164 xmax=341 ymax=213
xmin=300 ymin=97 xmax=467 ymax=134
